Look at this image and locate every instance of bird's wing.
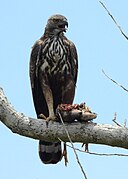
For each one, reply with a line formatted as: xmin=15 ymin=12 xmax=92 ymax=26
xmin=29 ymin=39 xmax=49 ymax=117
xmin=63 ymin=36 xmax=78 ymax=84
xmin=69 ymin=41 xmax=78 ymax=84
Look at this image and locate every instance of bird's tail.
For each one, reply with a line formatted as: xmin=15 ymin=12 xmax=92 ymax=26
xmin=39 ymin=140 xmax=62 ymax=164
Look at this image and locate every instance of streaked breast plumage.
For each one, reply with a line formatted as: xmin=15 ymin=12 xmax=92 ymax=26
xmin=40 ymin=36 xmax=70 ymax=75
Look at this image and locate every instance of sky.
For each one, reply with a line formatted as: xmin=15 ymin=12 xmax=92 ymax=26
xmin=0 ymin=0 xmax=128 ymax=179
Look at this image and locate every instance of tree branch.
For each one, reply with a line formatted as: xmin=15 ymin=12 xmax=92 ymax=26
xmin=66 ymin=143 xmax=128 ymax=157
xmin=102 ymin=69 xmax=128 ymax=93
xmin=0 ymin=87 xmax=128 ymax=150
xmin=99 ymin=1 xmax=128 ymax=40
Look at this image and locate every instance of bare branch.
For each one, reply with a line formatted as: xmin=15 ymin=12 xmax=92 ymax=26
xmin=112 ymin=112 xmax=122 ymax=127
xmin=1 ymin=87 xmax=128 ymax=151
xmin=102 ymin=69 xmax=128 ymax=93
xmin=66 ymin=144 xmax=128 ymax=157
xmin=99 ymin=1 xmax=128 ymax=40
xmin=58 ymin=112 xmax=88 ymax=179
xmin=124 ymin=119 xmax=127 ymax=127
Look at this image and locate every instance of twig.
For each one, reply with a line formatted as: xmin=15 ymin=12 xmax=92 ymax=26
xmin=58 ymin=112 xmax=88 ymax=179
xmin=124 ymin=119 xmax=127 ymax=127
xmin=66 ymin=144 xmax=128 ymax=157
xmin=112 ymin=112 xmax=122 ymax=127
xmin=99 ymin=1 xmax=128 ymax=40
xmin=102 ymin=69 xmax=128 ymax=93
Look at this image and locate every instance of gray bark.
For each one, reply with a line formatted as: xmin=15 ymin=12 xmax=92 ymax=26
xmin=0 ymin=87 xmax=128 ymax=149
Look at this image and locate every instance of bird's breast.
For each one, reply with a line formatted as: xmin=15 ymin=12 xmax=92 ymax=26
xmin=40 ymin=37 xmax=71 ymax=76
xmin=47 ymin=37 xmax=66 ymax=62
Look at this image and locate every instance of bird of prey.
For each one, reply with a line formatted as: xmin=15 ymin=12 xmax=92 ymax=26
xmin=29 ymin=14 xmax=78 ymax=164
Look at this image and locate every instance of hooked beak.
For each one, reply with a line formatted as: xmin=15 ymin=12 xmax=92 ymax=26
xmin=58 ymin=21 xmax=68 ymax=32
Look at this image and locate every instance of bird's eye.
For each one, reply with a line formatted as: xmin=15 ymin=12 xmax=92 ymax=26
xmin=53 ymin=19 xmax=59 ymax=23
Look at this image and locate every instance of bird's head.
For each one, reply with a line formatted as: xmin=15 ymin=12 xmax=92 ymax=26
xmin=45 ymin=14 xmax=68 ymax=35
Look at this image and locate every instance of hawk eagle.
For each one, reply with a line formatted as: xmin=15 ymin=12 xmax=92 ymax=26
xmin=29 ymin=14 xmax=78 ymax=164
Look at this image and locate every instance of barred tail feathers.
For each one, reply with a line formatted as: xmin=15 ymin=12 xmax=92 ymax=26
xmin=39 ymin=141 xmax=62 ymax=164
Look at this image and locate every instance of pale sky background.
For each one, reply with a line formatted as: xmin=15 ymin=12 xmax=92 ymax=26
xmin=0 ymin=0 xmax=128 ymax=179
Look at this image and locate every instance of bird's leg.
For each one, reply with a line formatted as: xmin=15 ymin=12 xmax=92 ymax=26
xmin=40 ymin=78 xmax=56 ymax=121
xmin=46 ymin=91 xmax=56 ymax=121
xmin=82 ymin=143 xmax=89 ymax=152
xmin=62 ymin=142 xmax=68 ymax=166
xmin=43 ymin=85 xmax=56 ymax=121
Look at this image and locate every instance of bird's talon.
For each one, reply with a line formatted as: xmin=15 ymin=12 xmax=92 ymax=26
xmin=63 ymin=143 xmax=68 ymax=166
xmin=82 ymin=143 xmax=89 ymax=152
xmin=38 ymin=114 xmax=47 ymax=120
xmin=47 ymin=115 xmax=57 ymax=121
